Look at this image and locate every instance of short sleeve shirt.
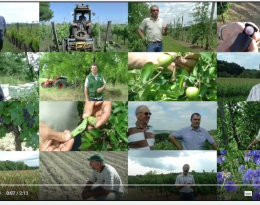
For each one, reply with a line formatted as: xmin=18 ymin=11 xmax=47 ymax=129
xmin=40 ymin=101 xmax=79 ymax=132
xmin=172 ymin=126 xmax=215 ymax=150
xmin=89 ymin=163 xmax=124 ymax=193
xmin=139 ymin=17 xmax=166 ymax=42
xmin=175 ymin=173 xmax=195 ymax=193
xmin=247 ymin=84 xmax=260 ymax=101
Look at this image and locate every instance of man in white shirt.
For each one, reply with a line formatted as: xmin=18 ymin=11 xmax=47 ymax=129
xmin=0 ymin=15 xmax=7 ymax=52
xmin=137 ymin=5 xmax=167 ymax=52
xmin=175 ymin=164 xmax=195 ymax=200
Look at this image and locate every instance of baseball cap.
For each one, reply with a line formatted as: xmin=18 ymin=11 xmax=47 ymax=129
xmin=87 ymin=154 xmax=104 ymax=162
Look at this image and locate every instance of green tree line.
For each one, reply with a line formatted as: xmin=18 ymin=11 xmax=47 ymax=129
xmin=0 ymin=160 xmax=39 ymax=171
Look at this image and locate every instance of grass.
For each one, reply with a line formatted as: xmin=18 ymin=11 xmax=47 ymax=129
xmin=40 ymin=78 xmax=128 ymax=101
xmin=1 ymin=38 xmax=21 ymax=53
xmin=0 ymin=75 xmax=28 ymax=85
xmin=217 ymin=78 xmax=260 ymax=100
xmin=163 ymin=36 xmax=192 ymax=52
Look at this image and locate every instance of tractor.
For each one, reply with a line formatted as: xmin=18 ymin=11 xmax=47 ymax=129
xmin=41 ymin=76 xmax=67 ymax=90
xmin=61 ymin=3 xmax=95 ymax=52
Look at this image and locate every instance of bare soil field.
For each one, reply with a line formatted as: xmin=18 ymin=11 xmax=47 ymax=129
xmin=39 ymin=151 xmax=128 ymax=200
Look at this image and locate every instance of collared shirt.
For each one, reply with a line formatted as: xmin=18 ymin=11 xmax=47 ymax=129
xmin=175 ymin=173 xmax=195 ymax=193
xmin=172 ymin=126 xmax=215 ymax=150
xmin=0 ymin=16 xmax=7 ymax=30
xmin=84 ymin=73 xmax=106 ymax=100
xmin=247 ymin=83 xmax=260 ymax=101
xmin=89 ymin=163 xmax=124 ymax=193
xmin=139 ymin=17 xmax=166 ymax=42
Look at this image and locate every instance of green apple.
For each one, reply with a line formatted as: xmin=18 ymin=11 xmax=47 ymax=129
xmin=158 ymin=53 xmax=173 ymax=68
xmin=186 ymin=87 xmax=199 ymax=99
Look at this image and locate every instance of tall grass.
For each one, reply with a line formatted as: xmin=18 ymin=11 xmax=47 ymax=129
xmin=0 ymin=75 xmax=28 ymax=86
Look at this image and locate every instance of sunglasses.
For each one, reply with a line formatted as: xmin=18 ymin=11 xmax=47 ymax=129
xmin=143 ymin=112 xmax=152 ymax=116
xmin=152 ymin=9 xmax=159 ymax=12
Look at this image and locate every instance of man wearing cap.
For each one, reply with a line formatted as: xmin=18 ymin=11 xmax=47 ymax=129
xmin=81 ymin=154 xmax=124 ymax=200
xmin=175 ymin=164 xmax=195 ymax=200
xmin=168 ymin=113 xmax=217 ymax=150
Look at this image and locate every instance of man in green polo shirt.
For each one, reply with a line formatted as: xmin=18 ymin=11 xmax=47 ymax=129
xmin=84 ymin=63 xmax=106 ymax=101
xmin=137 ymin=5 xmax=167 ymax=52
xmin=81 ymin=154 xmax=124 ymax=200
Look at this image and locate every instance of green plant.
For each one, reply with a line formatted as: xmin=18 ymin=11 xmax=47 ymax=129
xmin=128 ymin=52 xmax=217 ymax=101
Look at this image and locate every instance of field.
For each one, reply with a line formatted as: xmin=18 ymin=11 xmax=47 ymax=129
xmin=0 ymin=170 xmax=39 ymax=200
xmin=217 ymin=78 xmax=259 ymax=101
xmin=128 ymin=172 xmax=217 ymax=200
xmin=39 ymin=78 xmax=128 ymax=101
xmin=39 ymin=152 xmax=128 ymax=200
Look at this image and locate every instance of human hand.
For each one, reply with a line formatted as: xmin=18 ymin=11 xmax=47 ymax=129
xmin=217 ymin=22 xmax=260 ymax=52
xmin=97 ymin=88 xmax=102 ymax=93
xmin=39 ymin=123 xmax=74 ymax=151
xmin=82 ymin=101 xmax=112 ymax=130
xmin=128 ymin=52 xmax=199 ymax=73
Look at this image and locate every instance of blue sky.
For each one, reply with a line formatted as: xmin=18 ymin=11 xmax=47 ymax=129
xmin=0 ymin=152 xmax=39 ymax=167
xmin=49 ymin=2 xmax=128 ymax=24
xmin=128 ymin=151 xmax=217 ymax=175
xmin=218 ymin=53 xmax=260 ymax=70
xmin=143 ymin=2 xmax=217 ymax=26
xmin=128 ymin=102 xmax=217 ymax=131
xmin=0 ymin=3 xmax=39 ymax=23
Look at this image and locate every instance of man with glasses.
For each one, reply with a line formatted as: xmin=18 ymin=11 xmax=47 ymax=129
xmin=0 ymin=14 xmax=7 ymax=52
xmin=137 ymin=5 xmax=167 ymax=52
xmin=128 ymin=105 xmax=155 ymax=150
xmin=169 ymin=113 xmax=217 ymax=150
xmin=175 ymin=164 xmax=195 ymax=200
xmin=85 ymin=63 xmax=106 ymax=101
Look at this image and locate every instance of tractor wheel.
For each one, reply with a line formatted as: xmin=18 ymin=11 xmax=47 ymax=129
xmin=54 ymin=79 xmax=67 ymax=90
xmin=41 ymin=82 xmax=45 ymax=88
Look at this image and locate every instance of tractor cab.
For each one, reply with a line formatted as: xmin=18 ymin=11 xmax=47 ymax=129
xmin=73 ymin=4 xmax=91 ymax=24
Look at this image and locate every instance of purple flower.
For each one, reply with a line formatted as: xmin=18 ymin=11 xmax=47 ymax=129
xmin=238 ymin=165 xmax=245 ymax=173
xmin=243 ymin=169 xmax=256 ymax=183
xmin=253 ymin=177 xmax=260 ymax=189
xmin=224 ymin=181 xmax=236 ymax=192
xmin=252 ymin=190 xmax=260 ymax=201
xmin=217 ymin=155 xmax=226 ymax=164
xmin=253 ymin=156 xmax=260 ymax=166
xmin=220 ymin=150 xmax=227 ymax=155
xmin=255 ymin=168 xmax=260 ymax=178
xmin=249 ymin=150 xmax=260 ymax=157
xmin=244 ymin=153 xmax=251 ymax=162
xmin=217 ymin=172 xmax=223 ymax=182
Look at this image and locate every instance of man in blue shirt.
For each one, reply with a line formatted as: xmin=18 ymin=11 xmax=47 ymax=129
xmin=169 ymin=113 xmax=217 ymax=150
xmin=0 ymin=15 xmax=7 ymax=52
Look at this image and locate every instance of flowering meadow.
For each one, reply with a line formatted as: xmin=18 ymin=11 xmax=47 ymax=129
xmin=217 ymin=150 xmax=260 ymax=200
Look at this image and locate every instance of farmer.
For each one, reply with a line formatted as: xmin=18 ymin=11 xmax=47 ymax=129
xmin=247 ymin=83 xmax=260 ymax=101
xmin=128 ymin=105 xmax=154 ymax=150
xmin=128 ymin=52 xmax=200 ymax=73
xmin=81 ymin=154 xmax=124 ymax=200
xmin=175 ymin=164 xmax=195 ymax=201
xmin=0 ymin=85 xmax=4 ymax=101
xmin=0 ymin=14 xmax=7 ymax=52
xmin=247 ymin=128 xmax=260 ymax=149
xmin=39 ymin=101 xmax=111 ymax=151
xmin=168 ymin=113 xmax=217 ymax=150
xmin=217 ymin=22 xmax=260 ymax=52
xmin=137 ymin=5 xmax=167 ymax=52
xmin=84 ymin=63 xmax=106 ymax=101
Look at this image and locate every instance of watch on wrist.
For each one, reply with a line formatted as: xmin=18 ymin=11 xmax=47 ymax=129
xmin=218 ymin=25 xmax=226 ymax=41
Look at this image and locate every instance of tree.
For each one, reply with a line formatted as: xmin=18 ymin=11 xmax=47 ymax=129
xmin=40 ymin=3 xmax=54 ymax=22
xmin=205 ymin=2 xmax=215 ymax=50
xmin=217 ymin=3 xmax=232 ymax=24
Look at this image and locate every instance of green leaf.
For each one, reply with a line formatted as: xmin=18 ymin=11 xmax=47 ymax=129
xmin=79 ymin=142 xmax=92 ymax=150
xmin=26 ymin=103 xmax=35 ymax=116
xmin=101 ymin=142 xmax=107 ymax=151
xmin=140 ymin=63 xmax=158 ymax=83
xmin=199 ymin=85 xmax=208 ymax=97
xmin=140 ymin=83 xmax=152 ymax=101
xmin=86 ymin=133 xmax=93 ymax=142
xmin=0 ymin=103 xmax=4 ymax=111
xmin=179 ymin=77 xmax=184 ymax=90
xmin=88 ymin=129 xmax=101 ymax=138
xmin=110 ymin=134 xmax=118 ymax=146
xmin=118 ymin=113 xmax=127 ymax=123
xmin=176 ymin=68 xmax=189 ymax=78
xmin=200 ymin=52 xmax=211 ymax=61
xmin=3 ymin=116 xmax=11 ymax=124
xmin=113 ymin=107 xmax=122 ymax=114
xmin=0 ymin=126 xmax=7 ymax=138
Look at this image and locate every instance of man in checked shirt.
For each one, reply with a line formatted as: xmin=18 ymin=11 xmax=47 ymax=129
xmin=175 ymin=164 xmax=195 ymax=200
xmin=81 ymin=154 xmax=124 ymax=200
xmin=0 ymin=14 xmax=7 ymax=52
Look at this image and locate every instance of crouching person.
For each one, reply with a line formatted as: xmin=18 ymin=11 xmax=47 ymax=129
xmin=81 ymin=154 xmax=124 ymax=200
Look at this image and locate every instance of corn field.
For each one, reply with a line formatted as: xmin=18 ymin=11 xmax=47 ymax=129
xmin=217 ymin=78 xmax=260 ymax=100
xmin=0 ymin=170 xmax=39 ymax=200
